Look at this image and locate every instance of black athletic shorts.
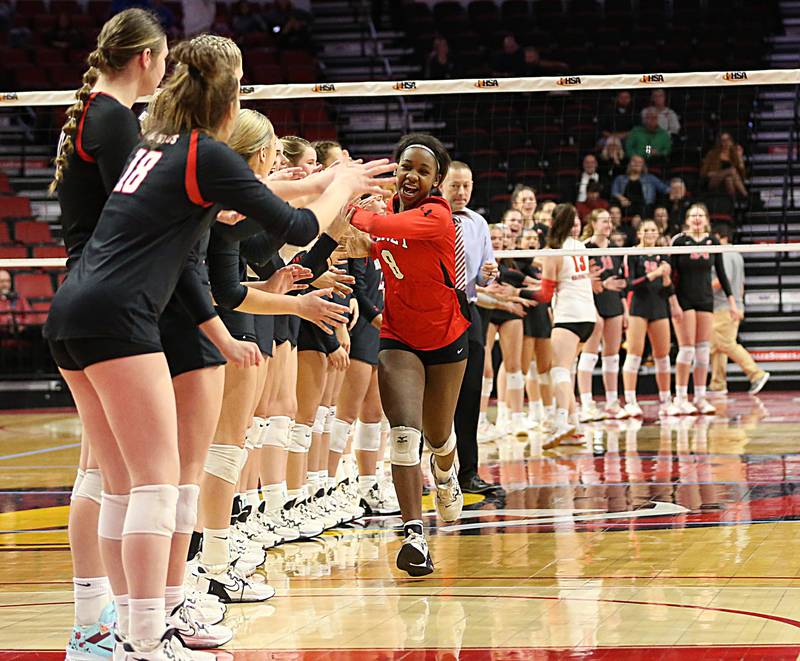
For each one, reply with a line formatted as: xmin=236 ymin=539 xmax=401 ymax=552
xmin=350 ymin=316 xmax=379 ymax=366
xmin=274 ymin=314 xmax=301 ymax=347
xmin=630 ymin=295 xmax=670 ymax=321
xmin=254 ymin=314 xmax=275 ymax=357
xmin=524 ymin=304 xmax=552 ymax=339
xmin=676 ymin=293 xmax=713 ymax=314
xmin=297 ymin=319 xmax=335 ymax=354
xmin=49 ymin=337 xmax=162 ymax=371
xmin=489 ymin=309 xmax=521 ymax=327
xmin=553 ymin=321 xmax=595 ymax=343
xmin=159 ymin=302 xmax=226 ymax=378
xmin=380 ymin=331 xmax=469 ymax=366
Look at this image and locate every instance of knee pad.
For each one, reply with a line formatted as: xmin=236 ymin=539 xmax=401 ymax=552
xmin=329 ymin=418 xmax=351 ymax=454
xmin=481 ymin=376 xmax=493 ymax=398
xmin=655 ymin=355 xmax=671 ymax=374
xmin=312 ymin=406 xmax=329 ymax=434
xmin=70 ymin=469 xmax=86 ymax=501
xmin=538 ymin=371 xmax=550 ymax=387
xmin=550 ymin=366 xmax=571 ymax=386
xmin=204 ymin=444 xmax=245 ymax=485
xmin=175 ymin=483 xmax=200 ymax=535
xmin=389 ymin=426 xmax=422 ymax=467
xmin=577 ymin=352 xmax=599 ymax=374
xmin=527 ymin=361 xmax=538 ymax=380
xmin=324 ymin=407 xmax=336 ymax=434
xmin=251 ymin=417 xmax=267 ymax=449
xmin=601 ymin=354 xmax=620 ymax=374
xmin=353 ymin=420 xmax=381 ymax=452
xmin=506 ymin=370 xmax=525 ymax=391
xmin=676 ymin=345 xmax=696 ymax=367
xmin=287 ymin=423 xmax=312 ymax=453
xmin=695 ymin=341 xmax=710 ymax=369
xmin=262 ymin=416 xmax=291 ymax=449
xmin=98 ymin=492 xmax=129 ymax=541
xmin=123 ymin=484 xmax=179 ymax=538
xmin=74 ymin=467 xmax=103 ymax=505
xmin=622 ymin=354 xmax=642 ymax=375
xmin=426 ymin=429 xmax=457 ymax=457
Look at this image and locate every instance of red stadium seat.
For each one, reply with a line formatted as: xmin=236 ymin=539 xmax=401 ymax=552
xmin=248 ymin=48 xmax=279 ymax=66
xmin=284 ymin=64 xmax=317 ymax=84
xmin=14 ymin=273 xmax=54 ymax=299
xmin=35 ymin=47 xmax=66 ymax=66
xmin=303 ymin=123 xmax=338 ymax=141
xmin=0 ymin=198 xmax=33 ymax=221
xmin=14 ymin=221 xmax=52 ymax=244
xmin=0 ymin=223 xmax=10 ymax=244
xmin=32 ymin=245 xmax=67 ymax=259
xmin=25 ymin=301 xmax=51 ymax=325
xmin=87 ymin=0 xmax=111 ymax=22
xmin=279 ymin=50 xmax=316 ymax=69
xmin=248 ymin=64 xmax=283 ymax=85
xmin=12 ymin=65 xmax=51 ymax=91
xmin=0 ymin=246 xmax=27 ymax=259
xmin=50 ymin=0 xmax=82 ymax=12
xmin=14 ymin=0 xmax=47 ymax=16
xmin=0 ymin=172 xmax=11 ymax=195
xmin=0 ymin=48 xmax=32 ymax=67
xmin=33 ymin=14 xmax=58 ymax=33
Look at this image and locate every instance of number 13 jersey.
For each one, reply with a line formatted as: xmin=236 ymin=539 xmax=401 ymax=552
xmin=350 ymin=195 xmax=470 ymax=351
xmin=552 ymin=237 xmax=596 ymax=324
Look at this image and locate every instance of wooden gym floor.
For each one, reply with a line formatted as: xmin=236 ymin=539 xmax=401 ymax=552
xmin=2 ymin=392 xmax=800 ymax=659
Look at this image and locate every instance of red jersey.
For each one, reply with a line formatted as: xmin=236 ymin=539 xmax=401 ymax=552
xmin=351 ymin=195 xmax=470 ymax=351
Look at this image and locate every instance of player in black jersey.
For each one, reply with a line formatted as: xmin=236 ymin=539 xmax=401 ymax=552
xmin=47 ymin=10 xmax=168 ymax=659
xmin=622 ymin=219 xmax=684 ymax=417
xmin=576 ymin=209 xmax=628 ymax=422
xmin=670 ymin=204 xmax=738 ymax=416
xmin=45 ymin=37 xmax=393 ymax=658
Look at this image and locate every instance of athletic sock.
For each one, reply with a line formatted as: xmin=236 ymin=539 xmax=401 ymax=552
xmin=624 ymin=390 xmax=637 ymax=405
xmin=201 ymin=527 xmax=229 ymax=568
xmin=431 ymin=456 xmax=451 ymax=483
xmin=556 ymin=408 xmax=569 ymax=429
xmin=659 ymin=390 xmax=671 ymax=404
xmin=264 ymin=482 xmax=285 ymax=513
xmin=164 ymin=584 xmax=184 ymax=613
xmin=73 ymin=576 xmax=110 ymax=626
xmin=580 ymin=392 xmax=593 ymax=408
xmin=478 ymin=411 xmax=488 ymax=425
xmin=676 ymin=385 xmax=688 ymax=401
xmin=129 ymin=597 xmax=165 ymax=647
xmin=695 ymin=385 xmax=707 ymax=400
xmin=116 ymin=594 xmax=129 ymax=638
xmin=606 ymin=390 xmax=618 ymax=405
xmin=245 ymin=488 xmax=260 ymax=509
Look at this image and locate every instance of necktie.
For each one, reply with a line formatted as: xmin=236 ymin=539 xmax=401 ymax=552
xmin=454 ymin=216 xmax=466 ymax=291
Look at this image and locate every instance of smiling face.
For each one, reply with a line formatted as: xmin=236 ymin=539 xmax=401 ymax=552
xmin=593 ymin=210 xmax=612 ymax=238
xmin=396 ymin=146 xmax=440 ymax=209
xmin=639 ymin=219 xmax=660 ymax=247
xmin=297 ymin=145 xmax=318 ymax=176
xmin=490 ymin=226 xmax=505 ymax=251
xmin=514 ymin=189 xmax=537 ymax=217
xmin=503 ymin=209 xmax=523 ymax=237
xmin=686 ymin=205 xmax=708 ymax=234
xmin=570 ymin=213 xmax=582 ymax=238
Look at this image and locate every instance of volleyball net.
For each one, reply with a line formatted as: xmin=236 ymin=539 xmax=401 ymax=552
xmin=1 ymin=68 xmax=799 ymax=377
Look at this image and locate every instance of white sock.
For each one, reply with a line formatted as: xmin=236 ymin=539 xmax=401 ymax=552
xmin=431 ymin=456 xmax=451 ymax=483
xmin=264 ymin=482 xmax=285 ymax=513
xmin=359 ymin=474 xmax=377 ymax=494
xmin=318 ymin=470 xmax=329 ymax=491
xmin=306 ymin=471 xmax=320 ymax=495
xmin=497 ymin=401 xmax=509 ymax=421
xmin=164 ymin=584 xmax=184 ymax=613
xmin=624 ymin=390 xmax=637 ymax=405
xmin=676 ymin=385 xmax=688 ymax=400
xmin=130 ymin=597 xmax=166 ymax=647
xmin=606 ymin=390 xmax=618 ymax=405
xmin=287 ymin=488 xmax=304 ymax=503
xmin=556 ymin=408 xmax=569 ymax=429
xmin=201 ymin=527 xmax=229 ymax=568
xmin=695 ymin=385 xmax=706 ymax=400
xmin=245 ymin=488 xmax=260 ymax=509
xmin=659 ymin=391 xmax=672 ymax=404
xmin=580 ymin=392 xmax=593 ymax=408
xmin=116 ymin=594 xmax=130 ymax=638
xmin=376 ymin=460 xmax=385 ymax=478
xmin=545 ymin=404 xmax=555 ymax=417
xmin=73 ymin=576 xmax=110 ymax=626
xmin=478 ymin=411 xmax=487 ymax=425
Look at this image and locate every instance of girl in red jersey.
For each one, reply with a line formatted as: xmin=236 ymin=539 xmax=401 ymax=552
xmin=350 ymin=133 xmax=469 ymax=576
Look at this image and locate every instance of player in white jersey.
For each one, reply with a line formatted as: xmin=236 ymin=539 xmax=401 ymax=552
xmin=531 ymin=204 xmax=596 ymax=446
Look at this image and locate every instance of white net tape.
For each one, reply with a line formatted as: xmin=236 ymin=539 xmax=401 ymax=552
xmin=1 ymin=68 xmax=798 ymax=106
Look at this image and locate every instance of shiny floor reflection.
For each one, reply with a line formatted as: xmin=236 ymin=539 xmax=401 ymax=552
xmin=2 ymin=393 xmax=800 ymax=658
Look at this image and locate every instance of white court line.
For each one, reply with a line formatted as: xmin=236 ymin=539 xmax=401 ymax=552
xmin=0 ymin=442 xmax=80 ymax=461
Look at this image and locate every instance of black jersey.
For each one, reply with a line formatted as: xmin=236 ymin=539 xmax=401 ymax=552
xmin=45 ymin=130 xmax=319 ymax=345
xmin=625 ymin=253 xmax=673 ymax=320
xmin=349 ymin=256 xmax=383 ymax=324
xmin=671 ymin=233 xmax=732 ymax=313
xmin=58 ymin=92 xmax=140 ymax=270
xmin=585 ymin=241 xmax=624 ymax=318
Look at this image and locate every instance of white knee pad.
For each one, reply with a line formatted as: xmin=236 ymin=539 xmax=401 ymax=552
xmin=251 ymin=417 xmax=267 ymax=448
xmin=481 ymin=376 xmax=493 ymax=398
xmin=538 ymin=371 xmax=550 ymax=387
xmin=98 ymin=492 xmax=129 ymax=541
xmin=74 ymin=467 xmax=103 ymax=505
xmin=262 ymin=416 xmax=291 ymax=449
xmin=204 ymin=444 xmax=245 ymax=485
xmin=324 ymin=407 xmax=336 ymax=434
xmin=550 ymin=366 xmax=572 ymax=386
xmin=426 ymin=430 xmax=457 ymax=457
xmin=695 ymin=341 xmax=710 ymax=370
xmin=654 ymin=355 xmax=671 ymax=374
xmin=577 ymin=352 xmax=599 ymax=374
xmin=70 ymin=469 xmax=86 ymax=501
xmin=601 ymin=354 xmax=620 ymax=373
xmin=175 ymin=483 xmax=200 ymax=535
xmin=622 ymin=354 xmax=642 ymax=375
xmin=123 ymin=484 xmax=179 ymax=538
xmin=312 ymin=406 xmax=329 ymax=434
xmin=329 ymin=418 xmax=351 ymax=454
xmin=390 ymin=426 xmax=422 ymax=467
xmin=527 ymin=361 xmax=538 ymax=380
xmin=506 ymin=370 xmax=525 ymax=390
xmin=353 ymin=420 xmax=381 ymax=452
xmin=676 ymin=345 xmax=696 ymax=367
xmin=287 ymin=423 xmax=312 ymax=453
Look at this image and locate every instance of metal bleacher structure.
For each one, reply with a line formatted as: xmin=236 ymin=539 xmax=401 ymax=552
xmin=1 ymin=0 xmax=799 ymax=404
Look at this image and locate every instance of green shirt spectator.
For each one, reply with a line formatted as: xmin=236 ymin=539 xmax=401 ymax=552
xmin=625 ymin=109 xmax=672 ymax=159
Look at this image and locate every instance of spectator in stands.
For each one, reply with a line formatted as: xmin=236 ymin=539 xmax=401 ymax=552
xmin=231 ymin=0 xmax=265 ymax=36
xmin=667 ymin=177 xmax=691 ymax=235
xmin=511 ymin=184 xmax=537 ymax=229
xmin=598 ymin=135 xmax=626 ymax=181
xmin=653 ymin=206 xmax=669 ymax=236
xmin=610 ymin=228 xmax=627 ymax=248
xmin=626 ymin=108 xmax=672 ymax=160
xmin=701 ymin=132 xmax=748 ymax=200
xmin=425 ymin=36 xmax=458 ymax=79
xmin=46 ymin=13 xmax=85 ymax=50
xmin=519 ymin=46 xmax=567 ymax=77
xmin=641 ymin=88 xmax=681 ymax=136
xmin=571 ymin=153 xmax=604 ymax=203
xmin=266 ymin=0 xmax=313 ymax=50
xmin=149 ymin=0 xmax=177 ymax=34
xmin=610 ymin=155 xmax=669 ymax=219
xmin=491 ymin=33 xmax=524 ymax=76
xmin=0 ymin=270 xmax=31 ymax=334
xmin=599 ymin=90 xmax=635 ymax=145
xmin=182 ymin=0 xmax=215 ymax=36
xmin=709 ymin=224 xmax=770 ymax=395
xmin=0 ymin=1 xmax=11 ymax=33
xmin=576 ymin=180 xmax=609 ymax=221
